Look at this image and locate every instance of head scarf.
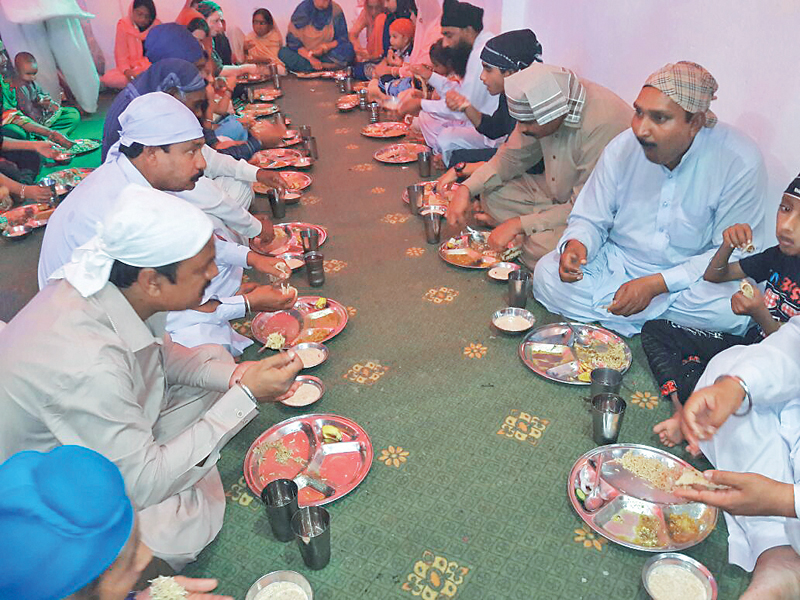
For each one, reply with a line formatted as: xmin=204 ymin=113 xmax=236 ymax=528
xmin=390 ymin=18 xmax=415 ymax=40
xmin=50 ymin=184 xmax=213 ymax=297
xmin=118 ymin=91 xmax=202 ymax=149
xmin=0 ymin=446 xmax=134 ymax=600
xmin=480 ymin=29 xmax=542 ymax=72
xmin=119 ymin=0 xmax=158 ymax=42
xmin=102 ymin=68 xmax=204 ymax=161
xmin=440 ymin=0 xmax=483 ymax=30
xmin=505 ymin=63 xmax=586 ymax=127
xmin=409 ymin=0 xmax=442 ymax=65
xmin=291 ymin=0 xmax=335 ymax=31
xmin=785 ymin=175 xmax=800 ymax=200
xmin=102 ymin=61 xmax=206 ymax=160
xmin=644 ymin=61 xmax=718 ymax=128
xmin=143 ymin=23 xmax=204 ymax=64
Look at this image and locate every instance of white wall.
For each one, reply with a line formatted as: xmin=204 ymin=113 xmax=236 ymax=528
xmin=504 ymin=0 xmax=800 ymax=226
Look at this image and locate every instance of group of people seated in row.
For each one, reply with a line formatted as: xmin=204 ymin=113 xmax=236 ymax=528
xmin=1 ymin=1 xmax=800 ymax=598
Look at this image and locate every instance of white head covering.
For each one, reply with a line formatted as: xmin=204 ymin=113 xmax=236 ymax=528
xmin=106 ymin=91 xmax=203 ymax=162
xmin=50 ymin=184 xmax=214 ymax=297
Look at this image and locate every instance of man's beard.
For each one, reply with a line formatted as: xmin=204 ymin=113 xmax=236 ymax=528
xmin=449 ymin=40 xmax=472 ymax=78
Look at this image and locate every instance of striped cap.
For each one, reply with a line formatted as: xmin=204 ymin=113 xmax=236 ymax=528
xmin=785 ymin=175 xmax=800 ymax=200
xmin=505 ymin=63 xmax=586 ymax=127
xmin=644 ymin=62 xmax=718 ymax=128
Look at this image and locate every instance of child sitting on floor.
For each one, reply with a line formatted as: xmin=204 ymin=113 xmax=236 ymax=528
xmin=376 ymin=18 xmax=415 ymax=96
xmin=641 ymin=174 xmax=800 ymax=449
xmin=11 ymin=52 xmax=81 ymax=137
xmin=244 ymin=9 xmax=286 ymax=75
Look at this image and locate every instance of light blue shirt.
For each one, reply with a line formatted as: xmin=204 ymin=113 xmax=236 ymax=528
xmin=561 ymin=124 xmax=767 ymax=295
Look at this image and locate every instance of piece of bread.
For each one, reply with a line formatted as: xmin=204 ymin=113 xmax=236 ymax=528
xmin=674 ymin=468 xmax=729 ymax=490
xmin=740 ymin=280 xmax=755 ymax=299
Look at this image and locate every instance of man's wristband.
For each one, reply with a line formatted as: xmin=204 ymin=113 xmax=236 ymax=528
xmin=238 ymin=382 xmax=258 ymax=403
xmin=716 ymin=375 xmax=753 ymax=416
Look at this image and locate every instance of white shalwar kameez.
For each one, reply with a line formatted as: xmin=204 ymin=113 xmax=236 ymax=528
xmin=532 ymin=125 xmax=768 ymax=337
xmin=417 ymin=29 xmax=500 ymax=164
xmin=695 ymin=316 xmax=800 ymax=571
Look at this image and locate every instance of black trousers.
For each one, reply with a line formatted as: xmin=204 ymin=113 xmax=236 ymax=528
xmin=640 ymin=319 xmax=750 ymax=404
xmin=0 ymin=150 xmax=41 ymax=184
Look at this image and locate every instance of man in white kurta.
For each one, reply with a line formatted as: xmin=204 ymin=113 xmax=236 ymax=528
xmin=0 ymin=186 xmax=303 ymax=570
xmin=39 ymin=92 xmax=293 ymax=354
xmin=411 ymin=0 xmax=499 ymax=164
xmin=532 ymin=62 xmax=767 ymax=337
xmin=676 ymin=317 xmax=800 ymax=598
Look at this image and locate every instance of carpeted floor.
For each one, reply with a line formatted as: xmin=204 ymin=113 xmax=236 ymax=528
xmin=0 ymin=80 xmax=750 ymax=599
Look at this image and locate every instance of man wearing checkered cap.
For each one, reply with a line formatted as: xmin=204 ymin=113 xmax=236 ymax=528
xmin=532 ymin=61 xmax=767 ymax=338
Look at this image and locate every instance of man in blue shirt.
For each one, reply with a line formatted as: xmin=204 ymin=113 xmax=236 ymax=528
xmin=532 ymin=61 xmax=767 ymax=337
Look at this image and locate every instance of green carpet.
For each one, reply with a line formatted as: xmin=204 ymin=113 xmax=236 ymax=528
xmin=171 ymin=78 xmax=751 ymax=600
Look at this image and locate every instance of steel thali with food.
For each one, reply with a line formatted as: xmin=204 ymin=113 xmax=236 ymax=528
xmin=519 ymin=322 xmax=632 ymax=385
xmin=251 ymin=296 xmax=348 ymax=347
xmin=56 ymin=138 xmax=100 ymax=156
xmin=361 ymin=121 xmax=408 ymax=138
xmin=237 ymin=103 xmax=279 ymax=118
xmin=250 ymin=148 xmax=303 ymax=169
xmin=252 ymin=171 xmax=311 ymax=197
xmin=244 ymin=413 xmax=372 ymax=506
xmin=438 ymin=231 xmax=521 ymax=269
xmin=250 ymin=222 xmax=327 ymax=256
xmin=373 ymin=143 xmax=428 ymax=164
xmin=252 ymin=88 xmax=283 ymax=102
xmin=46 ymin=167 xmax=93 ymax=195
xmin=1 ymin=203 xmax=55 ymax=231
xmin=568 ymin=444 xmax=718 ymax=552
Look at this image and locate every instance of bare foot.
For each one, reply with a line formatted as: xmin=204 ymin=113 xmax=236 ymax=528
xmin=741 ymin=546 xmax=800 ymax=599
xmin=653 ymin=414 xmax=684 ymax=447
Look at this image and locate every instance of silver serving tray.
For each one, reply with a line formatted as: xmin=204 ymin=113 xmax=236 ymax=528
xmin=568 ymin=444 xmax=718 ymax=552
xmin=244 ymin=413 xmax=372 ymax=506
xmin=518 ymin=322 xmax=632 ymax=385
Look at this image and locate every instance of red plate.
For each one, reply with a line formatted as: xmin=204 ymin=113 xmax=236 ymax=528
xmin=243 ymin=414 xmax=373 ymax=505
xmin=251 ymin=296 xmax=348 ymax=346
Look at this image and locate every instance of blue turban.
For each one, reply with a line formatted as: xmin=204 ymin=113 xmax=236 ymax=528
xmin=144 ymin=23 xmax=204 ymax=64
xmin=0 ymin=446 xmax=134 ymax=600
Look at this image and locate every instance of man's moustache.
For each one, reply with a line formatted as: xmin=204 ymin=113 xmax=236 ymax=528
xmin=191 ymin=170 xmax=205 ymax=182
xmin=637 ymin=137 xmax=656 ymax=149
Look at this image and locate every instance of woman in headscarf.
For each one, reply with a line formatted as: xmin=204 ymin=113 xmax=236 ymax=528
xmin=350 ymin=0 xmax=385 ymax=63
xmin=102 ymin=58 xmax=206 ymax=160
xmin=243 ymin=9 xmax=285 ymax=74
xmin=278 ymin=0 xmax=356 ymax=73
xmin=100 ymin=0 xmax=161 ymax=90
xmin=176 ymin=0 xmax=204 ymax=27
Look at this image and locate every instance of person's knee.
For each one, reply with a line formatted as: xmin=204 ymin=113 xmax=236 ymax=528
xmin=192 ymin=343 xmax=234 ymax=365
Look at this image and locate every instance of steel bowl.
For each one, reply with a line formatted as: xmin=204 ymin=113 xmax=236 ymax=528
xmin=282 ymin=374 xmax=325 ymax=407
xmin=642 ymin=553 xmax=717 ymax=600
xmin=293 ymin=342 xmax=329 ymax=369
xmin=2 ymin=224 xmax=32 ymax=239
xmin=277 ymin=252 xmax=305 ymax=270
xmin=245 ymin=570 xmax=313 ymax=600
xmin=293 ymin=157 xmax=314 ymax=169
xmin=486 ymin=261 xmax=521 ymax=282
xmin=491 ymin=307 xmax=536 ymax=336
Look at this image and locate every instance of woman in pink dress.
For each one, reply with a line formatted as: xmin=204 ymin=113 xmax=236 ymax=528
xmin=100 ymin=0 xmax=160 ymax=90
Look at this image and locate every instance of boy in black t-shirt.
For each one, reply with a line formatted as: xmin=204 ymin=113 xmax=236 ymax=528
xmin=641 ymin=175 xmax=800 ymax=448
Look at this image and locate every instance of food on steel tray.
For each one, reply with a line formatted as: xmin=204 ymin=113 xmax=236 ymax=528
xmin=618 ymin=451 xmax=680 ymax=492
xmin=295 ymin=347 xmax=326 ymax=368
xmin=322 ymin=424 xmax=342 ymax=443
xmin=264 ymin=332 xmax=286 ymax=350
xmin=314 ymin=297 xmax=328 ymax=309
xmin=667 ymin=512 xmax=701 ymax=544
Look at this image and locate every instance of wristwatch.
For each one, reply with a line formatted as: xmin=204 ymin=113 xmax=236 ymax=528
xmin=454 ymin=162 xmax=467 ymax=178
